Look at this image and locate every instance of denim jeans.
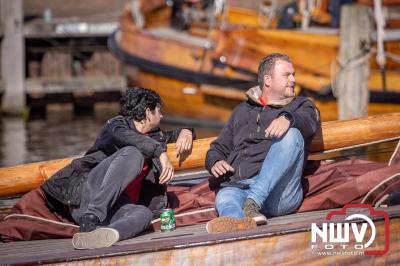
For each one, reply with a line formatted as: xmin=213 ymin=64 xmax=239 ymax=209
xmin=215 ymin=128 xmax=305 ymax=218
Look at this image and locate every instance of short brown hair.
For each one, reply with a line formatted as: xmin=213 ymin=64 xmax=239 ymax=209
xmin=258 ymin=53 xmax=291 ymax=88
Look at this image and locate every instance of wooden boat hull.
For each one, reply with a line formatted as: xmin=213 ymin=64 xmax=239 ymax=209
xmin=1 ymin=205 xmax=400 ymax=265
xmin=0 ymin=113 xmax=400 ymax=198
xmin=51 ymin=218 xmax=400 ymax=265
xmin=127 ymin=70 xmax=400 ymax=122
xmin=110 ymin=5 xmax=400 ymax=123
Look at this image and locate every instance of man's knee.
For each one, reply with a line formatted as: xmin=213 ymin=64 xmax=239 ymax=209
xmin=280 ymin=128 xmax=304 ymax=147
xmin=118 ymin=146 xmax=144 ymax=158
xmin=263 ymin=191 xmax=303 ymax=217
xmin=117 ymin=146 xmax=144 ymax=165
xmin=215 ymin=187 xmax=243 ymax=208
xmin=135 ymin=205 xmax=153 ymax=223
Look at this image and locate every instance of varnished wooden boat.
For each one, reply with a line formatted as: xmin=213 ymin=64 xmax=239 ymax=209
xmin=1 ymin=205 xmax=400 ymax=265
xmin=1 ymin=112 xmax=400 ymax=197
xmin=1 ymin=113 xmax=400 ymax=265
xmin=109 ymin=1 xmax=400 ymax=123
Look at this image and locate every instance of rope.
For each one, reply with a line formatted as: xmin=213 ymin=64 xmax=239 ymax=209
xmin=130 ymin=0 xmax=145 ymax=29
xmin=259 ymin=0 xmax=278 ymax=28
xmin=330 ymin=1 xmax=397 ymax=96
xmin=374 ymin=0 xmax=387 ymax=69
xmin=314 ymin=136 xmax=400 ymax=155
xmin=331 ymin=50 xmax=371 ymax=98
xmin=330 ymin=47 xmax=400 ymax=98
xmin=4 ymin=214 xmax=79 ymax=228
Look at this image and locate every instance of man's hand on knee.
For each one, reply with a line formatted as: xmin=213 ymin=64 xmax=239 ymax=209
xmin=265 ymin=116 xmax=290 ymax=139
xmin=211 ymin=160 xmax=234 ymax=178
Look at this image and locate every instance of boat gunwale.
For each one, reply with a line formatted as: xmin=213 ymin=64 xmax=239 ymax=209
xmin=110 ymin=30 xmax=257 ymax=89
xmin=2 ymin=204 xmax=400 ymax=265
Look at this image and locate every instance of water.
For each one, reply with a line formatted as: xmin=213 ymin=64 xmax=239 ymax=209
xmin=0 ymin=104 xmax=222 ymax=167
xmin=0 ymin=104 xmax=397 ymax=167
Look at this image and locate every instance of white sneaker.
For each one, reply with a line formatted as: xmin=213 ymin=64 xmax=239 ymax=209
xmin=72 ymin=227 xmax=119 ymax=249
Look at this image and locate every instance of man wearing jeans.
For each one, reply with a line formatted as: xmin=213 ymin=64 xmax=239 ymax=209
xmin=205 ymin=53 xmax=320 ymax=233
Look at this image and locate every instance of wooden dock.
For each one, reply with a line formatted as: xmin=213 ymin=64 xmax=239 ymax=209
xmin=0 ymin=0 xmax=130 ymax=114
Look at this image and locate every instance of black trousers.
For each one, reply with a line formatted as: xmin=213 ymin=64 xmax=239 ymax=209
xmin=71 ymin=146 xmax=153 ymax=240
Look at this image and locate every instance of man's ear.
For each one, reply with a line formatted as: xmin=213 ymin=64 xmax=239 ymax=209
xmin=263 ymin=75 xmax=271 ymax=87
xmin=145 ymin=108 xmax=151 ymax=121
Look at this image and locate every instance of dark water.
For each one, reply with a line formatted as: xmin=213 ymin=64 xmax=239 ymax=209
xmin=0 ymin=104 xmax=397 ymax=167
xmin=0 ymin=104 xmax=222 ymax=167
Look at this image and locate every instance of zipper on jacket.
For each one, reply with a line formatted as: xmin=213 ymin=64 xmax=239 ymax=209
xmin=256 ymin=106 xmax=265 ymax=132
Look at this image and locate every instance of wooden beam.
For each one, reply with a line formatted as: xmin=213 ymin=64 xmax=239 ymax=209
xmin=25 ymin=76 xmax=127 ymax=94
xmin=0 ymin=113 xmax=399 ymax=197
xmin=337 ymin=5 xmax=372 ymax=120
xmin=1 ymin=0 xmax=25 ymax=114
xmin=357 ymin=0 xmax=400 ymax=6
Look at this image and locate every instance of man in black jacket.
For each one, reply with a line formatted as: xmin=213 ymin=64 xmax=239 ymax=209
xmin=205 ymin=53 xmax=320 ymax=233
xmin=43 ymin=87 xmax=194 ymax=249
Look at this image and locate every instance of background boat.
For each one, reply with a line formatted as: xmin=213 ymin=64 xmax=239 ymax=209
xmin=109 ymin=0 xmax=400 ymax=123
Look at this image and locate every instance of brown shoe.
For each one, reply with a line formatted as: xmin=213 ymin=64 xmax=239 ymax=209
xmin=206 ymin=217 xmax=257 ymax=234
xmin=243 ymin=198 xmax=267 ymax=225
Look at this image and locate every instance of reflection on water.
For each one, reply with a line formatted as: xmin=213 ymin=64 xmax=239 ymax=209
xmin=0 ymin=104 xmax=222 ymax=167
xmin=0 ymin=104 xmax=397 ymax=167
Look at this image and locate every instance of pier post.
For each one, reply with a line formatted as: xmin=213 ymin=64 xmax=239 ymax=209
xmin=0 ymin=0 xmax=25 ymax=114
xmin=336 ymin=4 xmax=372 ymax=120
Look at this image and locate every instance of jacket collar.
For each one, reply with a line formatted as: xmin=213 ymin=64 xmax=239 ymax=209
xmin=245 ymin=86 xmax=295 ymax=107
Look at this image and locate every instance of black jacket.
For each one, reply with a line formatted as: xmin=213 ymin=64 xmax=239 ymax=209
xmin=205 ymin=86 xmax=320 ymax=181
xmin=42 ymin=115 xmax=195 ymax=216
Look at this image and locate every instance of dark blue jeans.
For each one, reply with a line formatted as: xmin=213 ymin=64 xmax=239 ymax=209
xmin=71 ymin=146 xmax=153 ymax=240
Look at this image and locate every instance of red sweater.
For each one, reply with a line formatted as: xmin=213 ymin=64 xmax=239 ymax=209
xmin=124 ymin=161 xmax=150 ymax=203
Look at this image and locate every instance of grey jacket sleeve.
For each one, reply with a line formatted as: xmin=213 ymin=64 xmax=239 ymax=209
xmin=162 ymin=128 xmax=196 ymax=144
xmin=111 ymin=124 xmax=167 ymax=158
xmin=280 ymin=98 xmax=321 ymax=140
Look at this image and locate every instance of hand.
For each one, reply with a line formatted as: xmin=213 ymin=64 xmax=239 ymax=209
xmin=210 ymin=160 xmax=234 ymax=178
xmin=175 ymin=129 xmax=193 ymax=157
xmin=265 ymin=116 xmax=290 ymax=139
xmin=159 ymin=152 xmax=174 ymax=184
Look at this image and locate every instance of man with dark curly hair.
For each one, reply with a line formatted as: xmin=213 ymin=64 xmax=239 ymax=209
xmin=42 ymin=87 xmax=195 ymax=249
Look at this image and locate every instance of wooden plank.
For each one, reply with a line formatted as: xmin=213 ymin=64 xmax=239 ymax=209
xmin=23 ymin=0 xmax=132 ymax=20
xmin=24 ymin=20 xmax=119 ymax=38
xmin=357 ymin=0 xmax=400 ymax=6
xmin=1 ymin=0 xmax=25 ymax=114
xmin=1 ymin=205 xmax=400 ymax=265
xmin=25 ymin=76 xmax=127 ymax=94
xmin=337 ymin=5 xmax=372 ymax=120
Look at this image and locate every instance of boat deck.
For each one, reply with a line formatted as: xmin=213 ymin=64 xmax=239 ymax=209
xmin=2 ymin=205 xmax=400 ymax=265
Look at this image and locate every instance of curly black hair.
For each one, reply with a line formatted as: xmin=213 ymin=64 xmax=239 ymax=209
xmin=119 ymin=87 xmax=161 ymax=121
